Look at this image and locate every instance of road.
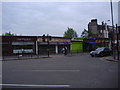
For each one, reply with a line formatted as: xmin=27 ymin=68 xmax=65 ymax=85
xmin=2 ymin=53 xmax=118 ymax=88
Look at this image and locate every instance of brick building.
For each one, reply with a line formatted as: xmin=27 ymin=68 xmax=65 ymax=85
xmin=88 ymin=19 xmax=111 ymax=38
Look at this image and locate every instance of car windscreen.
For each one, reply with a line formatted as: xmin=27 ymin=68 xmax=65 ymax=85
xmin=95 ymin=48 xmax=104 ymax=51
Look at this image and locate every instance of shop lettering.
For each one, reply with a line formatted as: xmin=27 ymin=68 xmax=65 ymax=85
xmin=17 ymin=38 xmax=31 ymax=41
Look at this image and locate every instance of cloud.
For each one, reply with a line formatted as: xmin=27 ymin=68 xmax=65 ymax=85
xmin=2 ymin=2 xmax=118 ymax=36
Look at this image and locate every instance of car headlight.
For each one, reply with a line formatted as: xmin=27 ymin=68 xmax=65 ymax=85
xmin=96 ymin=51 xmax=100 ymax=54
xmin=90 ymin=51 xmax=94 ymax=54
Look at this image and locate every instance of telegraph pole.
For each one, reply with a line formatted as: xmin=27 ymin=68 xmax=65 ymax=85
xmin=110 ymin=0 xmax=115 ymax=59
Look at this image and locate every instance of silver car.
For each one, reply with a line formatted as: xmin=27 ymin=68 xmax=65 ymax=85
xmin=90 ymin=47 xmax=112 ymax=57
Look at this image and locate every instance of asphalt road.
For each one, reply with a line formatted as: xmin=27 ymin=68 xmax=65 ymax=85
xmin=2 ymin=53 xmax=118 ymax=88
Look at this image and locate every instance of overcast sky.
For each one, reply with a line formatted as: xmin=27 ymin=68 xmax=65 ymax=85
xmin=2 ymin=1 xmax=118 ymax=37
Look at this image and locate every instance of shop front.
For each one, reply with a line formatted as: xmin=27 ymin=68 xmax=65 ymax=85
xmin=12 ymin=41 xmax=35 ymax=54
xmin=71 ymin=37 xmax=84 ymax=53
xmin=2 ymin=36 xmax=71 ymax=56
xmin=83 ymin=38 xmax=110 ymax=52
xmin=83 ymin=38 xmax=96 ymax=52
xmin=37 ymin=37 xmax=71 ymax=55
xmin=2 ymin=36 xmax=37 ymax=56
xmin=95 ymin=38 xmax=110 ymax=48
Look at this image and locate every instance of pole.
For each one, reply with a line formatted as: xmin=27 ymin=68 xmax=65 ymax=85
xmin=36 ymin=40 xmax=38 ymax=55
xmin=116 ymin=24 xmax=119 ymax=60
xmin=110 ymin=0 xmax=115 ymax=59
xmin=110 ymin=0 xmax=114 ymax=28
xmin=47 ymin=34 xmax=50 ymax=57
xmin=48 ymin=41 xmax=50 ymax=57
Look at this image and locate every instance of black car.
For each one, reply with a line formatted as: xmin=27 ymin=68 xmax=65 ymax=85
xmin=90 ymin=47 xmax=112 ymax=57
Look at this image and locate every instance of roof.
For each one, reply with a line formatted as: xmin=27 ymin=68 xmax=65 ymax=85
xmin=1 ymin=35 xmax=71 ymax=39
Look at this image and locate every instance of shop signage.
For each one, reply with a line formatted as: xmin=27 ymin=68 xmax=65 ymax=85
xmin=58 ymin=42 xmax=65 ymax=45
xmin=37 ymin=38 xmax=71 ymax=42
xmin=12 ymin=42 xmax=34 ymax=45
xmin=17 ymin=38 xmax=31 ymax=41
xmin=38 ymin=42 xmax=48 ymax=45
xmin=49 ymin=42 xmax=57 ymax=45
xmin=13 ymin=49 xmax=33 ymax=53
xmin=2 ymin=42 xmax=10 ymax=44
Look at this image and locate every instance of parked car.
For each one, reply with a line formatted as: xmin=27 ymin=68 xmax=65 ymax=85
xmin=90 ymin=47 xmax=112 ymax=57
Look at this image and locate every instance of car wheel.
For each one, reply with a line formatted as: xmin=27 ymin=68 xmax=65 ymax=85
xmin=109 ymin=53 xmax=112 ymax=56
xmin=91 ymin=55 xmax=94 ymax=57
xmin=100 ymin=53 xmax=104 ymax=57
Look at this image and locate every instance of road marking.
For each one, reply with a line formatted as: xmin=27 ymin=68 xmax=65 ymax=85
xmin=0 ymin=84 xmax=70 ymax=88
xmin=13 ymin=70 xmax=80 ymax=72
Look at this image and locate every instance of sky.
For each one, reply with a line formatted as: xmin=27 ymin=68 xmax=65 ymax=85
xmin=1 ymin=1 xmax=118 ymax=37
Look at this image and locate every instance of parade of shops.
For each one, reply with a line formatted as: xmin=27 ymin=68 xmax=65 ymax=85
xmin=1 ymin=36 xmax=71 ymax=56
xmin=1 ymin=35 xmax=110 ymax=56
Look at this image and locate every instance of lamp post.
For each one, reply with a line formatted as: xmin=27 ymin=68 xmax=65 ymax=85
xmin=110 ymin=0 xmax=115 ymax=59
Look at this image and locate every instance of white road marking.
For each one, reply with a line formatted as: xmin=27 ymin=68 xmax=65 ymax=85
xmin=0 ymin=84 xmax=70 ymax=88
xmin=13 ymin=70 xmax=80 ymax=72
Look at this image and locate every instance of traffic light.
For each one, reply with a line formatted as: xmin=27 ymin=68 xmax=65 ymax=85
xmin=49 ymin=36 xmax=52 ymax=40
xmin=42 ymin=34 xmax=45 ymax=42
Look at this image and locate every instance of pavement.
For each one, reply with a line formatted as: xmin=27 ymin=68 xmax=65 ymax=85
xmin=1 ymin=53 xmax=84 ymax=61
xmin=1 ymin=54 xmax=62 ymax=61
xmin=1 ymin=53 xmax=119 ymax=62
xmin=104 ymin=56 xmax=119 ymax=62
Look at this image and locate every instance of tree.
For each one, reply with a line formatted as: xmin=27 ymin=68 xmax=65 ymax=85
xmin=64 ymin=27 xmax=78 ymax=38
xmin=2 ymin=31 xmax=15 ymax=36
xmin=81 ymin=29 xmax=88 ymax=38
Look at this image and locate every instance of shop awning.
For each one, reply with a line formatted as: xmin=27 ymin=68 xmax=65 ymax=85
xmin=38 ymin=42 xmax=71 ymax=45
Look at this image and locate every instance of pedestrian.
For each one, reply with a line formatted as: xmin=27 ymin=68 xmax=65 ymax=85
xmin=64 ymin=47 xmax=67 ymax=55
xmin=62 ymin=47 xmax=65 ymax=55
